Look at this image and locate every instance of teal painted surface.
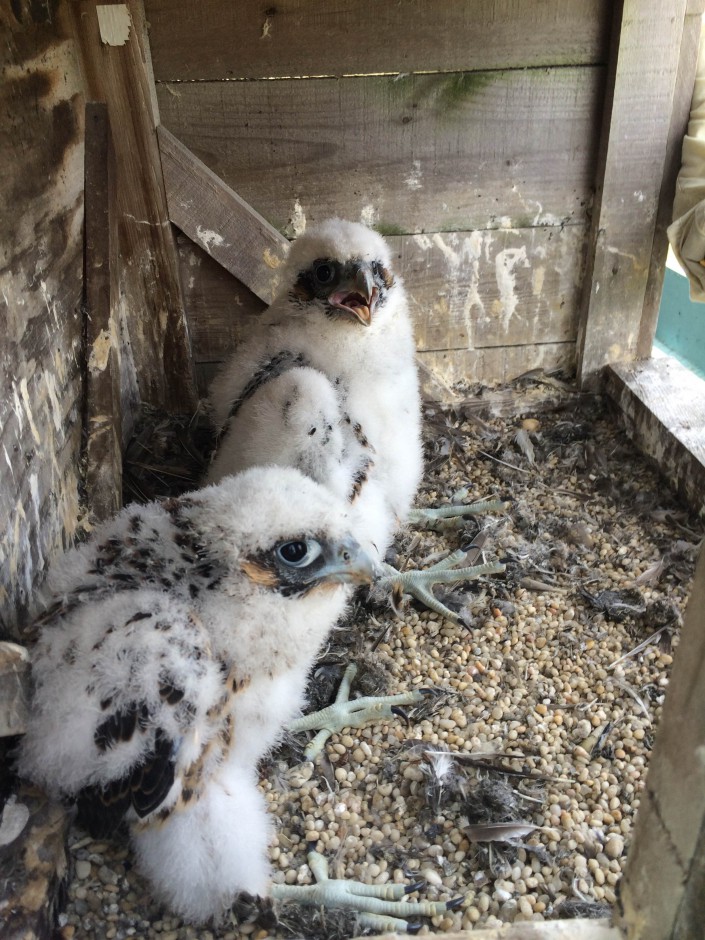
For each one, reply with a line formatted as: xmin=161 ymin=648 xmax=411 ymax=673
xmin=655 ymin=267 xmax=705 ymax=381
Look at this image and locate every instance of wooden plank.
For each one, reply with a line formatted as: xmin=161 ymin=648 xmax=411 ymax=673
xmin=604 ymin=356 xmax=705 ymax=513
xmin=178 ymin=223 xmax=585 ymax=360
xmin=419 ymin=343 xmax=576 ymax=389
xmin=390 ymin=227 xmax=587 ymax=351
xmin=0 ymin=1 xmax=85 ymax=635
xmin=144 ymin=0 xmax=611 ymax=81
xmin=156 ymin=67 xmax=604 ymax=235
xmin=638 ymin=12 xmax=703 ymax=356
xmin=575 ymin=0 xmax=689 ymax=386
xmin=158 ymin=126 xmax=289 ymax=303
xmin=69 ymin=0 xmax=197 ymax=413
xmin=84 ymin=103 xmax=123 ymax=521
xmin=619 ymin=543 xmax=705 ymax=940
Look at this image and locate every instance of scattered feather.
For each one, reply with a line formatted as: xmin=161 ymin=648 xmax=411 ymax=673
xmin=464 ymin=822 xmax=539 ymax=843
xmin=513 ymin=428 xmax=536 ymax=465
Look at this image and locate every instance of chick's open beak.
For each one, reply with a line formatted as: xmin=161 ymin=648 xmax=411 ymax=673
xmin=317 ymin=535 xmax=375 ymax=586
xmin=328 ymin=263 xmax=378 ymax=326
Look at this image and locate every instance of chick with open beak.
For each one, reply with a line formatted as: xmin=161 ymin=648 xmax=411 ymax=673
xmin=293 ymin=256 xmax=390 ymax=327
xmin=328 ymin=261 xmax=378 ymax=326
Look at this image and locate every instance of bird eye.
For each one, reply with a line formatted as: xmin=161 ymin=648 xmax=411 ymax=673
xmin=277 ymin=539 xmax=323 ymax=568
xmin=313 ymin=262 xmax=335 ymax=285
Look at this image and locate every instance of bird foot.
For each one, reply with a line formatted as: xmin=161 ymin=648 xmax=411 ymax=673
xmin=271 ymin=850 xmax=463 ymax=933
xmin=376 ymin=549 xmax=505 ymax=623
xmin=408 ymin=498 xmax=509 ymax=529
xmin=287 ymin=664 xmax=430 ymax=761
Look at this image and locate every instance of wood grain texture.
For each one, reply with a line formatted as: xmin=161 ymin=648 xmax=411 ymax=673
xmin=70 ymin=0 xmax=197 ymax=412
xmin=576 ymin=0 xmax=689 ymax=385
xmin=156 ymin=67 xmax=604 ymax=236
xmin=84 ymin=103 xmax=122 ymax=522
xmin=0 ymin=1 xmax=85 ymax=636
xmin=144 ymin=0 xmax=611 ymax=81
xmin=604 ymin=357 xmax=705 ymax=513
xmin=619 ymin=543 xmax=705 ymax=940
xmin=159 ymin=127 xmax=289 ymax=304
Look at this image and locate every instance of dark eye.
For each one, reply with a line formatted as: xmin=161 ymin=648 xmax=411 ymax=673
xmin=313 ymin=262 xmax=335 ymax=285
xmin=277 ymin=539 xmax=323 ymax=568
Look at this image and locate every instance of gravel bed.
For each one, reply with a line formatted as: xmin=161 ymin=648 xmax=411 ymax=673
xmin=59 ymin=389 xmax=701 ymax=939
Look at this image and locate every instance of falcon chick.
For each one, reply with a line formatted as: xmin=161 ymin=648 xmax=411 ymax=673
xmin=208 ymin=219 xmax=504 ymax=622
xmin=18 ymin=467 xmax=377 ymax=923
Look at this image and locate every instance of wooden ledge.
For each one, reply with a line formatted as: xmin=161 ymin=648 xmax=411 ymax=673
xmin=604 ymin=355 xmax=705 ymax=513
xmin=364 ymin=919 xmax=621 ymax=940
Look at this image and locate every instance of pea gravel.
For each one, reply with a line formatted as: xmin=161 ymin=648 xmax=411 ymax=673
xmin=58 ymin=387 xmax=702 ymax=940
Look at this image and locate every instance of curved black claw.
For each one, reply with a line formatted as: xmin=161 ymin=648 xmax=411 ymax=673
xmin=446 ymin=896 xmax=465 ymax=911
xmin=391 ymin=705 xmax=411 ymax=724
xmin=404 ymin=881 xmax=426 ymax=895
xmin=406 ymin=922 xmax=422 ymax=935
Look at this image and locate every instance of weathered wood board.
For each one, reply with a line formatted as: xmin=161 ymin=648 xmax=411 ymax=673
xmin=69 ymin=0 xmax=197 ymax=413
xmin=576 ymin=0 xmax=690 ymax=384
xmin=144 ymin=0 xmax=611 ymax=81
xmin=390 ymin=226 xmax=587 ymax=352
xmin=156 ymin=67 xmax=604 ymax=236
xmin=619 ymin=543 xmax=705 ymax=940
xmin=175 ymin=233 xmax=265 ymax=373
xmin=176 ymin=219 xmax=584 ymax=396
xmin=0 ymin=1 xmax=85 ymax=635
xmin=158 ymin=126 xmax=289 ymax=304
xmin=84 ymin=102 xmax=123 ymax=522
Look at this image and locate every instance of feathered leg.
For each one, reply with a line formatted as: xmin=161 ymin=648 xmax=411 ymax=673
xmin=271 ymin=850 xmax=462 ymax=933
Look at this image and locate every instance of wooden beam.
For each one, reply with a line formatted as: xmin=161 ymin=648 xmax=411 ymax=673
xmin=576 ymin=0 xmax=689 ymax=386
xmin=619 ymin=543 xmax=705 ymax=939
xmin=604 ymin=356 xmax=705 ymax=513
xmin=157 ymin=126 xmax=289 ymax=304
xmin=69 ymin=1 xmax=197 ymax=413
xmin=83 ymin=102 xmax=122 ymax=521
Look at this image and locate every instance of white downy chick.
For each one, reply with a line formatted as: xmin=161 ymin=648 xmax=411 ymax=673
xmin=18 ymin=467 xmax=372 ymax=924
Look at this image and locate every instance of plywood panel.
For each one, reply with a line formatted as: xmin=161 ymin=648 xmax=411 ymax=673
xmin=0 ymin=1 xmax=85 ymax=636
xmin=144 ymin=0 xmax=611 ymax=81
xmin=157 ymin=67 xmax=604 ymax=235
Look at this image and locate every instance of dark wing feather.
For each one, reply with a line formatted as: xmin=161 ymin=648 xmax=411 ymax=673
xmin=76 ymin=729 xmax=176 ymax=836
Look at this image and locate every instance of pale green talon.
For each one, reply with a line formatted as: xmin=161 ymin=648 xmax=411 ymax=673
xmin=271 ymin=850 xmax=461 ymax=933
xmin=287 ymin=664 xmax=425 ymax=760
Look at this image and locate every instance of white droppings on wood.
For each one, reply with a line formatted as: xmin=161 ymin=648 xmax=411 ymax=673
xmin=195 ymin=226 xmax=226 ymax=251
xmin=289 ymin=199 xmax=307 ymax=237
xmin=494 ymin=247 xmax=529 ymax=329
xmin=360 ymin=204 xmax=378 ymax=227
xmin=18 ymin=379 xmax=41 ymax=447
xmin=405 ymin=160 xmax=423 ymax=190
xmin=44 ymin=373 xmax=63 ymax=433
